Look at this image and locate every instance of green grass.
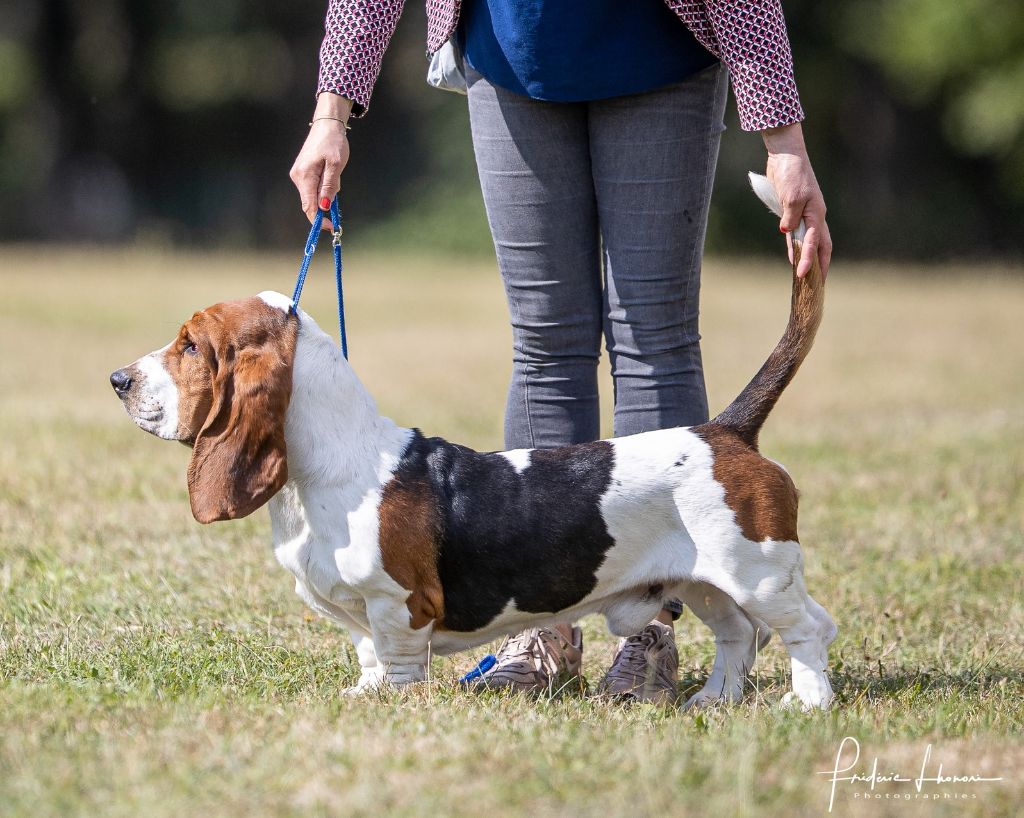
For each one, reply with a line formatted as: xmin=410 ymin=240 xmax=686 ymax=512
xmin=1 ymin=247 xmax=1023 ymax=817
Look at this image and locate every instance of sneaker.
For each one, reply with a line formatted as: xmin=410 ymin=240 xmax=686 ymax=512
xmin=471 ymin=626 xmax=583 ymax=694
xmin=599 ymin=620 xmax=679 ymax=704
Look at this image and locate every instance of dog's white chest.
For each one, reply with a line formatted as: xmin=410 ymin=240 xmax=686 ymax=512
xmin=267 ymin=477 xmax=413 ymax=629
xmin=268 ymin=483 xmax=374 ymax=600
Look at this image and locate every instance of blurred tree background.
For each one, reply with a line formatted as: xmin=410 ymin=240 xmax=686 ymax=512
xmin=1 ymin=0 xmax=1022 ymax=258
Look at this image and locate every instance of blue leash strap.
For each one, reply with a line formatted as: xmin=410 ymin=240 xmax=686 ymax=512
xmin=290 ymin=195 xmax=348 ymax=359
xmin=329 ymin=199 xmax=348 ymax=359
xmin=459 ymin=654 xmax=497 ymax=684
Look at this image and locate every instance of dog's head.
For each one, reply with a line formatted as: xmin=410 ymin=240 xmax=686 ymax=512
xmin=110 ymin=292 xmax=298 ymax=524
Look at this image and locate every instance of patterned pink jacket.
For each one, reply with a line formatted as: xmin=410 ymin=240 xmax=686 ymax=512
xmin=317 ymin=0 xmax=804 ymax=132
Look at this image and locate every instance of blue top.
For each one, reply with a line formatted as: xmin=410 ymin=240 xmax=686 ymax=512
xmin=459 ymin=0 xmax=718 ymax=102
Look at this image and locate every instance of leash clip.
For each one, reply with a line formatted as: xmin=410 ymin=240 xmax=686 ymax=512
xmin=291 ymin=194 xmax=348 ymax=358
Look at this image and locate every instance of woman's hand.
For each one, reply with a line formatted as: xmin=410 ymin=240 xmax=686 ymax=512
xmin=290 ymin=93 xmax=354 ymax=228
xmin=762 ymin=123 xmax=832 ymax=280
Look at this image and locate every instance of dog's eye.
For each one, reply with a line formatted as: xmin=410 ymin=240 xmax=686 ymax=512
xmin=183 ymin=341 xmax=198 ymax=356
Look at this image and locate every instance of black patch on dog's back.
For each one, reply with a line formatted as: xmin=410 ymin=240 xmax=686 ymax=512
xmin=392 ymin=430 xmax=617 ymax=632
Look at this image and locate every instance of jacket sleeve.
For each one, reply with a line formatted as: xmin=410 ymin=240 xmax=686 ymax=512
xmin=670 ymin=0 xmax=805 ymax=132
xmin=316 ymin=0 xmax=406 ymax=118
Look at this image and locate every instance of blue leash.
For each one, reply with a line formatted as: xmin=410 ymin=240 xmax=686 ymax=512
xmin=459 ymin=654 xmax=497 ymax=684
xmin=291 ymin=195 xmax=348 ymax=358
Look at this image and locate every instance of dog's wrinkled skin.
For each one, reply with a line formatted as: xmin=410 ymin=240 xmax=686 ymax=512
xmin=112 ymin=251 xmax=835 ymax=710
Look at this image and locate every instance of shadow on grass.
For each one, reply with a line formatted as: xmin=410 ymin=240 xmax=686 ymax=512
xmin=675 ymin=664 xmax=1024 ymax=708
xmin=831 ymin=664 xmax=1024 ymax=704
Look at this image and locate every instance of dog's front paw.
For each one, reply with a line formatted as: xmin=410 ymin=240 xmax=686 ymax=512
xmin=344 ymin=669 xmax=388 ymax=696
xmin=780 ymin=683 xmax=833 ymax=712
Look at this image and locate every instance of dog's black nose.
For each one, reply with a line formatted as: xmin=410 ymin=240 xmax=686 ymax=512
xmin=110 ymin=368 xmax=132 ymax=394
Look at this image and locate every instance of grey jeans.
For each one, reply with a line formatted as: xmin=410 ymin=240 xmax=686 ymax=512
xmin=467 ymin=63 xmax=729 ymax=453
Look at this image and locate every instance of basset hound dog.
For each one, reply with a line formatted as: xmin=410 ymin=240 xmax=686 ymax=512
xmin=111 ymin=181 xmax=836 ymax=710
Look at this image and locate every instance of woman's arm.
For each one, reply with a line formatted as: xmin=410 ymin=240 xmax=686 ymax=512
xmin=670 ymin=1 xmax=831 ymax=276
xmin=290 ymin=93 xmax=353 ymax=228
xmin=317 ymin=0 xmax=405 ymax=118
xmin=763 ymin=123 xmax=831 ymax=279
xmin=669 ymin=0 xmax=803 ymax=131
xmin=291 ymin=0 xmax=405 ymax=226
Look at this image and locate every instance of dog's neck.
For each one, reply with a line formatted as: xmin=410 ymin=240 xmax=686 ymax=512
xmin=282 ymin=316 xmax=410 ymax=490
xmin=269 ymin=315 xmax=411 ymax=590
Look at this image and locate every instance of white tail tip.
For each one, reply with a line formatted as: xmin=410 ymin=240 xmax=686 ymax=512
xmin=748 ymin=172 xmax=807 ymax=243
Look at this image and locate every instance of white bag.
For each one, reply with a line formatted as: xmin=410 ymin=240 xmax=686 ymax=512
xmin=426 ymin=38 xmax=468 ymax=96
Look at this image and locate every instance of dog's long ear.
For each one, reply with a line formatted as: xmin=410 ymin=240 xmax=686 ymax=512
xmin=187 ymin=300 xmax=298 ymax=524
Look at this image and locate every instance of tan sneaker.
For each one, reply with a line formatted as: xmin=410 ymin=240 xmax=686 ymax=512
xmin=472 ymin=626 xmax=583 ymax=694
xmin=599 ymin=620 xmax=679 ymax=705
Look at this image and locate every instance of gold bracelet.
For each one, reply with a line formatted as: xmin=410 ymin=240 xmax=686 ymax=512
xmin=309 ymin=116 xmax=351 ymax=130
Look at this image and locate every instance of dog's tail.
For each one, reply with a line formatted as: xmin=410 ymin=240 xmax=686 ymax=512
xmin=709 ymin=173 xmax=825 ymax=449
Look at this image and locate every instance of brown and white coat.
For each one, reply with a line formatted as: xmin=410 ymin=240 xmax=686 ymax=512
xmin=112 ymin=184 xmax=835 ymax=710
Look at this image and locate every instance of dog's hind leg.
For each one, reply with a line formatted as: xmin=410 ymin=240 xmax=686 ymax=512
xmin=778 ymin=592 xmax=836 ymax=708
xmin=806 ymin=594 xmax=838 ymax=669
xmin=775 ymin=599 xmax=834 ymax=710
xmin=678 ymin=582 xmax=771 ymax=708
xmin=737 ymin=572 xmax=835 ymax=711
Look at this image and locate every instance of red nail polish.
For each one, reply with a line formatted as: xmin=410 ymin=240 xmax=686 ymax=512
xmin=320 ymin=197 xmax=330 ymax=210
xmin=780 ymin=226 xmax=788 ymax=234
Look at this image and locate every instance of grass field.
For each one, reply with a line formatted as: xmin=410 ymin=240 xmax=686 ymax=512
xmin=1 ymin=247 xmax=1022 ymax=817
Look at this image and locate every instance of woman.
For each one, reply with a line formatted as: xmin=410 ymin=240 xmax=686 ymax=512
xmin=290 ymin=0 xmax=831 ymax=703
